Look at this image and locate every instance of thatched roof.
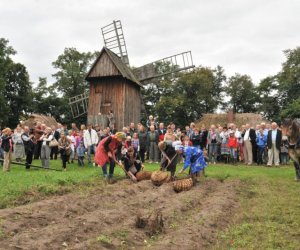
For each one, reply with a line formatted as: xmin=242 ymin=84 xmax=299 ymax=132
xmin=22 ymin=114 xmax=58 ymax=129
xmin=195 ymin=113 xmax=269 ymax=129
xmin=86 ymin=47 xmax=142 ymax=87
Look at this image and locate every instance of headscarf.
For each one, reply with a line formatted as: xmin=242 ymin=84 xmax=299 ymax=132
xmin=115 ymin=132 xmax=126 ymax=140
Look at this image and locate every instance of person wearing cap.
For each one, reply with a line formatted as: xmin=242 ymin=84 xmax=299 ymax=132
xmin=177 ymin=145 xmax=207 ymax=184
xmin=94 ymin=132 xmax=126 ymax=183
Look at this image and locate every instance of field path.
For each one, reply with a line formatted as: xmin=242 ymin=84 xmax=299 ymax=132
xmin=0 ymin=178 xmax=239 ymax=249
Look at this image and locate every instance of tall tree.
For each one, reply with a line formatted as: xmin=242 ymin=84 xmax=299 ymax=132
xmin=225 ymin=73 xmax=258 ymax=113
xmin=51 ymin=48 xmax=97 ymax=125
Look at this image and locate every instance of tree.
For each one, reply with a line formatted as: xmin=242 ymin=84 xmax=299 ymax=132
xmin=256 ymin=76 xmax=281 ymax=122
xmin=154 ymin=66 xmax=225 ymax=127
xmin=4 ymin=63 xmax=33 ymax=127
xmin=225 ymin=73 xmax=258 ymax=113
xmin=51 ymin=48 xmax=97 ymax=125
xmin=280 ymin=97 xmax=300 ymax=119
xmin=0 ymin=38 xmax=33 ymax=128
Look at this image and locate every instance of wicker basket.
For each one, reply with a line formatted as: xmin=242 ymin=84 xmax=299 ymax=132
xmin=173 ymin=178 xmax=193 ymax=192
xmin=136 ymin=171 xmax=152 ymax=181
xmin=151 ymin=171 xmax=169 ymax=186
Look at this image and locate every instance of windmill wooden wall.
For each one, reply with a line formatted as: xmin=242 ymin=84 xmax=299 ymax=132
xmin=86 ymin=47 xmax=142 ymax=131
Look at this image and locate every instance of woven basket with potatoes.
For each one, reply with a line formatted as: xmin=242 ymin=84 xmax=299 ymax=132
xmin=136 ymin=171 xmax=152 ymax=181
xmin=173 ymin=178 xmax=193 ymax=192
xmin=151 ymin=171 xmax=170 ymax=186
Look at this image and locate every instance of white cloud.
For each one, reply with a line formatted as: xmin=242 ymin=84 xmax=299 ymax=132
xmin=0 ymin=0 xmax=299 ymax=84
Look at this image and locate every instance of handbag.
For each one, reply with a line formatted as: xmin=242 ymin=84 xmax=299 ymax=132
xmin=49 ymin=138 xmax=59 ymax=148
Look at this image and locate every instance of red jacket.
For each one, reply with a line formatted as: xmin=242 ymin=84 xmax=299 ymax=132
xmin=227 ymin=137 xmax=238 ymax=148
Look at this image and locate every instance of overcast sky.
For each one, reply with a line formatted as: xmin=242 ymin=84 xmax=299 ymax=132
xmin=0 ymin=0 xmax=299 ymax=85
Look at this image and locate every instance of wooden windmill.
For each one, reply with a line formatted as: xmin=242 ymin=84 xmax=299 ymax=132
xmin=69 ymin=20 xmax=195 ymax=130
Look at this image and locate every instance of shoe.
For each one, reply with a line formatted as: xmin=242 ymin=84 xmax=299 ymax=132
xmin=295 ymin=178 xmax=300 ymax=182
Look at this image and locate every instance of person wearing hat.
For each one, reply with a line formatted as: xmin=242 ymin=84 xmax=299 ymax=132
xmin=94 ymin=132 xmax=126 ymax=183
xmin=177 ymin=145 xmax=207 ymax=185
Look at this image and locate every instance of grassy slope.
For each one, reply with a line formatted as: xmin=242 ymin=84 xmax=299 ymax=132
xmin=0 ymin=161 xmax=299 ymax=249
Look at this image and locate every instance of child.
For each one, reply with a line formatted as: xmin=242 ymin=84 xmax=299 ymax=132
xmin=182 ymin=135 xmax=192 ymax=147
xmin=280 ymin=136 xmax=289 ymax=165
xmin=76 ymin=141 xmax=85 ymax=166
xmin=227 ymin=131 xmax=238 ymax=164
xmin=131 ymin=133 xmax=140 ymax=154
xmin=125 ymin=136 xmax=132 ymax=149
xmin=1 ymin=128 xmax=13 ymax=172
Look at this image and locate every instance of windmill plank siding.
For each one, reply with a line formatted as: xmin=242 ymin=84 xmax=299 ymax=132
xmin=86 ymin=47 xmax=142 ymax=131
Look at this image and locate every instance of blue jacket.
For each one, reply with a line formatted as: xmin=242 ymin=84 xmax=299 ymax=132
xmin=76 ymin=146 xmax=85 ymax=157
xmin=256 ymin=134 xmax=267 ymax=148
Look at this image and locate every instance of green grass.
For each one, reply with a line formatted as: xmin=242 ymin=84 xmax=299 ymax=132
xmin=0 ymin=160 xmax=299 ymax=249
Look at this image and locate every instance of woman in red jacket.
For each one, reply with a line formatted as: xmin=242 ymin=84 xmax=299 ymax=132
xmin=94 ymin=132 xmax=126 ymax=183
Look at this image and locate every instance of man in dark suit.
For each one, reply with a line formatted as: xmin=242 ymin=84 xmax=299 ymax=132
xmin=243 ymin=123 xmax=256 ymax=165
xmin=267 ymin=122 xmax=282 ymax=166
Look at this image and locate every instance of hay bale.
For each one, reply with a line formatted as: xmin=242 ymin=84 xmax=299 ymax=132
xmin=173 ymin=178 xmax=193 ymax=193
xmin=22 ymin=113 xmax=58 ymax=129
xmin=136 ymin=171 xmax=152 ymax=181
xmin=151 ymin=171 xmax=169 ymax=186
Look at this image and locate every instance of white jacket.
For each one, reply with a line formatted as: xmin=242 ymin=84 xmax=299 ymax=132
xmin=83 ymin=129 xmax=99 ymax=147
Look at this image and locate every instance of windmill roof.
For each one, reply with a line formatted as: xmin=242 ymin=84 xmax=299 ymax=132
xmin=86 ymin=47 xmax=142 ymax=87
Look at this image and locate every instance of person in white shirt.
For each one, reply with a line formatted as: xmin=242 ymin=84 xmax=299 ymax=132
xmin=40 ymin=127 xmax=53 ymax=169
xmin=84 ymin=124 xmax=99 ymax=165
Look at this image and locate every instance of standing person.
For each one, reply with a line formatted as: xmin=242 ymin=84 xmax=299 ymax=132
xmin=280 ymin=135 xmax=289 ymax=165
xmin=199 ymin=124 xmax=208 ymax=150
xmin=21 ymin=126 xmax=35 ymax=169
xmin=239 ymin=125 xmax=246 ymax=162
xmin=129 ymin=122 xmax=136 ymax=137
xmin=220 ymin=127 xmax=230 ymax=163
xmin=158 ymin=123 xmax=166 ymax=142
xmin=67 ymin=130 xmax=76 ymax=164
xmin=138 ymin=125 xmax=147 ymax=163
xmin=76 ymin=141 xmax=85 ymax=166
xmin=207 ymin=125 xmax=220 ymax=164
xmin=12 ymin=126 xmax=25 ymax=162
xmin=228 ymin=131 xmax=238 ymax=164
xmin=256 ymin=128 xmax=267 ymax=165
xmin=131 ymin=132 xmax=140 ymax=154
xmin=267 ymin=122 xmax=282 ymax=167
xmin=33 ymin=122 xmax=44 ymax=159
xmin=94 ymin=132 xmax=126 ymax=183
xmin=83 ymin=124 xmax=99 ymax=166
xmin=191 ymin=128 xmax=201 ymax=148
xmin=243 ymin=124 xmax=256 ymax=165
xmin=107 ymin=110 xmax=115 ymax=130
xmin=0 ymin=130 xmax=4 ymax=166
xmin=1 ymin=128 xmax=13 ymax=172
xmin=147 ymin=125 xmax=159 ymax=163
xmin=58 ymin=132 xmax=71 ymax=171
xmin=50 ymin=125 xmax=60 ymax=160
xmin=40 ymin=127 xmax=53 ymax=169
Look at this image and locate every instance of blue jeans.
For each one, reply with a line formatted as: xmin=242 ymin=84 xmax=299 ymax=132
xmin=87 ymin=145 xmax=96 ymax=164
xmin=102 ymin=158 xmax=115 ymax=178
xmin=257 ymin=147 xmax=265 ymax=165
xmin=229 ymin=148 xmax=237 ymax=160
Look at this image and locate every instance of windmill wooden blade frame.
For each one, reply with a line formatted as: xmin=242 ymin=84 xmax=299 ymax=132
xmin=101 ymin=20 xmax=130 ymax=66
xmin=133 ymin=51 xmax=194 ymax=83
xmin=68 ymin=92 xmax=89 ymax=118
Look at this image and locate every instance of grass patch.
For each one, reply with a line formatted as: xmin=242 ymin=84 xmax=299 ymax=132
xmin=96 ymin=234 xmax=112 ymax=244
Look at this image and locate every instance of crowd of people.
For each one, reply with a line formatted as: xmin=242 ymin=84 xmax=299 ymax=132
xmin=0 ymin=115 xmax=296 ymax=180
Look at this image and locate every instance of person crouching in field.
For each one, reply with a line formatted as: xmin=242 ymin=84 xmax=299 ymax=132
xmin=1 ymin=128 xmax=13 ymax=172
xmin=94 ymin=132 xmax=126 ymax=184
xmin=76 ymin=141 xmax=85 ymax=167
xmin=121 ymin=146 xmax=143 ymax=182
xmin=58 ymin=132 xmax=71 ymax=171
xmin=178 ymin=145 xmax=207 ymax=185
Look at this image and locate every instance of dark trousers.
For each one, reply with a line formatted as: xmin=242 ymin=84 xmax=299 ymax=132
xmin=139 ymin=148 xmax=146 ymax=163
xmin=294 ymin=162 xmax=300 ymax=180
xmin=60 ymin=150 xmax=69 ymax=169
xmin=102 ymin=158 xmax=115 ymax=177
xmin=50 ymin=146 xmax=58 ymax=160
xmin=257 ymin=147 xmax=264 ymax=165
xmin=34 ymin=141 xmax=42 ymax=159
xmin=25 ymin=150 xmax=33 ymax=169
xmin=252 ymin=143 xmax=257 ymax=163
xmin=78 ymin=156 xmax=84 ymax=166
